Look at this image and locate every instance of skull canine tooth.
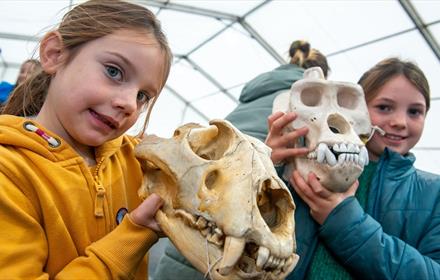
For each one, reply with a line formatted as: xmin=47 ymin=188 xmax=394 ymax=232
xmin=256 ymin=246 xmax=270 ymax=269
xmin=316 ymin=143 xmax=327 ymax=163
xmin=324 ymin=146 xmax=337 ymax=166
xmin=360 ymin=146 xmax=369 ymax=165
xmin=217 ymin=236 xmax=246 ymax=276
xmin=283 ymin=254 xmax=299 ymax=273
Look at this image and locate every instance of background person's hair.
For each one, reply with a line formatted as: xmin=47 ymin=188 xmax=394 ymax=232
xmin=358 ymin=57 xmax=430 ymax=112
xmin=2 ymin=0 xmax=173 ymax=134
xmin=289 ymin=40 xmax=330 ymax=78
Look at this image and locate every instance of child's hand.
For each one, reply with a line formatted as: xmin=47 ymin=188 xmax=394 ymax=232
xmin=291 ymin=171 xmax=358 ymax=225
xmin=265 ymin=111 xmax=309 ymax=165
xmin=129 ymin=193 xmax=164 ymax=232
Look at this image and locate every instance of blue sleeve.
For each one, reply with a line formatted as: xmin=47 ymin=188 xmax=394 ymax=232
xmin=319 ymin=197 xmax=440 ymax=279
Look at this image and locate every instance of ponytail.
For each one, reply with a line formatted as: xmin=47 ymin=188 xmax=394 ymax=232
xmin=288 ymin=40 xmax=330 ymax=78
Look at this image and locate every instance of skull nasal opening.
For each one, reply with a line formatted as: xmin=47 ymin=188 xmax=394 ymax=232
xmin=327 ymin=114 xmax=350 ymax=134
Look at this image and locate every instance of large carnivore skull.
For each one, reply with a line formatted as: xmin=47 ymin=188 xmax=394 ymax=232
xmin=135 ymin=120 xmax=298 ymax=279
xmin=273 ymin=67 xmax=371 ymax=192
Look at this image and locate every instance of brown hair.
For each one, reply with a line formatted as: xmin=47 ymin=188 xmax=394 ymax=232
xmin=289 ymin=40 xmax=330 ymax=78
xmin=2 ymin=0 xmax=172 ymax=134
xmin=358 ymin=57 xmax=430 ymax=112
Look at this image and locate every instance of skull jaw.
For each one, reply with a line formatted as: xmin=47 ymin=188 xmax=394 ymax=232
xmin=295 ymin=158 xmax=363 ymax=192
xmin=156 ymin=209 xmax=298 ymax=280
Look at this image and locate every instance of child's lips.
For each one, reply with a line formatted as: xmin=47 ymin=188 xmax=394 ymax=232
xmin=384 ymin=133 xmax=406 ymax=140
xmin=89 ymin=109 xmax=120 ymax=129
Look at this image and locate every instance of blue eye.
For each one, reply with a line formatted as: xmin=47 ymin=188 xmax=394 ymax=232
xmin=137 ymin=91 xmax=151 ymax=105
xmin=105 ymin=65 xmax=122 ymax=81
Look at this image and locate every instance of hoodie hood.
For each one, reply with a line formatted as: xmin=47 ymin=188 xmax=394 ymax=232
xmin=239 ymin=64 xmax=304 ymax=103
xmin=0 ymin=115 xmax=124 ymax=162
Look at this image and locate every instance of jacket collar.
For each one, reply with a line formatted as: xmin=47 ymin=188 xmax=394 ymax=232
xmin=379 ymin=148 xmax=415 ymax=178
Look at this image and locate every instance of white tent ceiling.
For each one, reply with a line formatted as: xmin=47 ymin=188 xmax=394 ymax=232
xmin=1 ymin=0 xmax=440 ymax=174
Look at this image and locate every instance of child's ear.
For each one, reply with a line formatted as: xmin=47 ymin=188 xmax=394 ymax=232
xmin=39 ymin=31 xmax=66 ymax=74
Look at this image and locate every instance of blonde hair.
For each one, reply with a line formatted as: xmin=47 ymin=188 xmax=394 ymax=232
xmin=289 ymin=40 xmax=329 ymax=78
xmin=3 ymin=0 xmax=172 ymax=134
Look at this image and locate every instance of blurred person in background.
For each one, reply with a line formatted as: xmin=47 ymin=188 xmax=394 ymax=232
xmin=0 ymin=59 xmax=41 ymax=104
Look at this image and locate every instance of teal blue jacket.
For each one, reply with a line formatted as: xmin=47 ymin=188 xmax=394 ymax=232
xmin=289 ymin=148 xmax=440 ymax=279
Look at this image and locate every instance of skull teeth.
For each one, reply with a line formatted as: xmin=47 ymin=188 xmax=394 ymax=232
xmin=174 ymin=209 xmax=295 ymax=275
xmin=309 ymin=142 xmax=369 ymax=167
xmin=256 ymin=246 xmax=296 ymax=273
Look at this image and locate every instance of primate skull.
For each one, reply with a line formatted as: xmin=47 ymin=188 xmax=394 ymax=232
xmin=135 ymin=120 xmax=298 ymax=279
xmin=273 ymin=67 xmax=371 ymax=192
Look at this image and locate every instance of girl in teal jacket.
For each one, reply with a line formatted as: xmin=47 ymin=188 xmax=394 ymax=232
xmin=277 ymin=57 xmax=440 ymax=279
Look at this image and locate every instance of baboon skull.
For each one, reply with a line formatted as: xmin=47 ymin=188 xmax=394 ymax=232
xmin=135 ymin=120 xmax=298 ymax=279
xmin=273 ymin=67 xmax=371 ymax=192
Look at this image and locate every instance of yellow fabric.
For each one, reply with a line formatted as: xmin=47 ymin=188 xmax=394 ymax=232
xmin=0 ymin=115 xmax=157 ymax=279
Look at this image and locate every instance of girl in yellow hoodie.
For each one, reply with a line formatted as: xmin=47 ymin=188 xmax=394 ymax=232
xmin=0 ymin=0 xmax=173 ymax=278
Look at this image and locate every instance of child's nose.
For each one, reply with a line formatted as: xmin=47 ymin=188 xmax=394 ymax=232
xmin=111 ymin=88 xmax=137 ymax=115
xmin=390 ymin=110 xmax=407 ymax=129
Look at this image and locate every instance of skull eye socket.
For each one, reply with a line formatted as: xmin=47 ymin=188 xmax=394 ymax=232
xmin=300 ymin=86 xmax=323 ymax=106
xmin=337 ymin=87 xmax=359 ymax=109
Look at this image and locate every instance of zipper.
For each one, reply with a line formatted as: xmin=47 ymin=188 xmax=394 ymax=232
xmin=93 ymin=158 xmax=106 ymax=217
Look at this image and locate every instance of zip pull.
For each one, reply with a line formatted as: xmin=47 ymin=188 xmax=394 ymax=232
xmin=94 ymin=178 xmax=106 ymax=217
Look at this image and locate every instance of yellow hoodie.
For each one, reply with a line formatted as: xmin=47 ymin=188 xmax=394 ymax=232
xmin=0 ymin=115 xmax=157 ymax=279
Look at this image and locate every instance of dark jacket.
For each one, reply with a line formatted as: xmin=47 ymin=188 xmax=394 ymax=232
xmin=225 ymin=63 xmax=304 ymax=142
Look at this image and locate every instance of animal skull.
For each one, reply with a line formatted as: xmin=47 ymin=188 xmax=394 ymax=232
xmin=273 ymin=67 xmax=371 ymax=192
xmin=135 ymin=120 xmax=299 ymax=279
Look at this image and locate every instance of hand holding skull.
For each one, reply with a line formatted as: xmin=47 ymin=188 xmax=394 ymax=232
xmin=265 ymin=111 xmax=310 ymax=165
xmin=290 ymin=171 xmax=358 ymax=224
